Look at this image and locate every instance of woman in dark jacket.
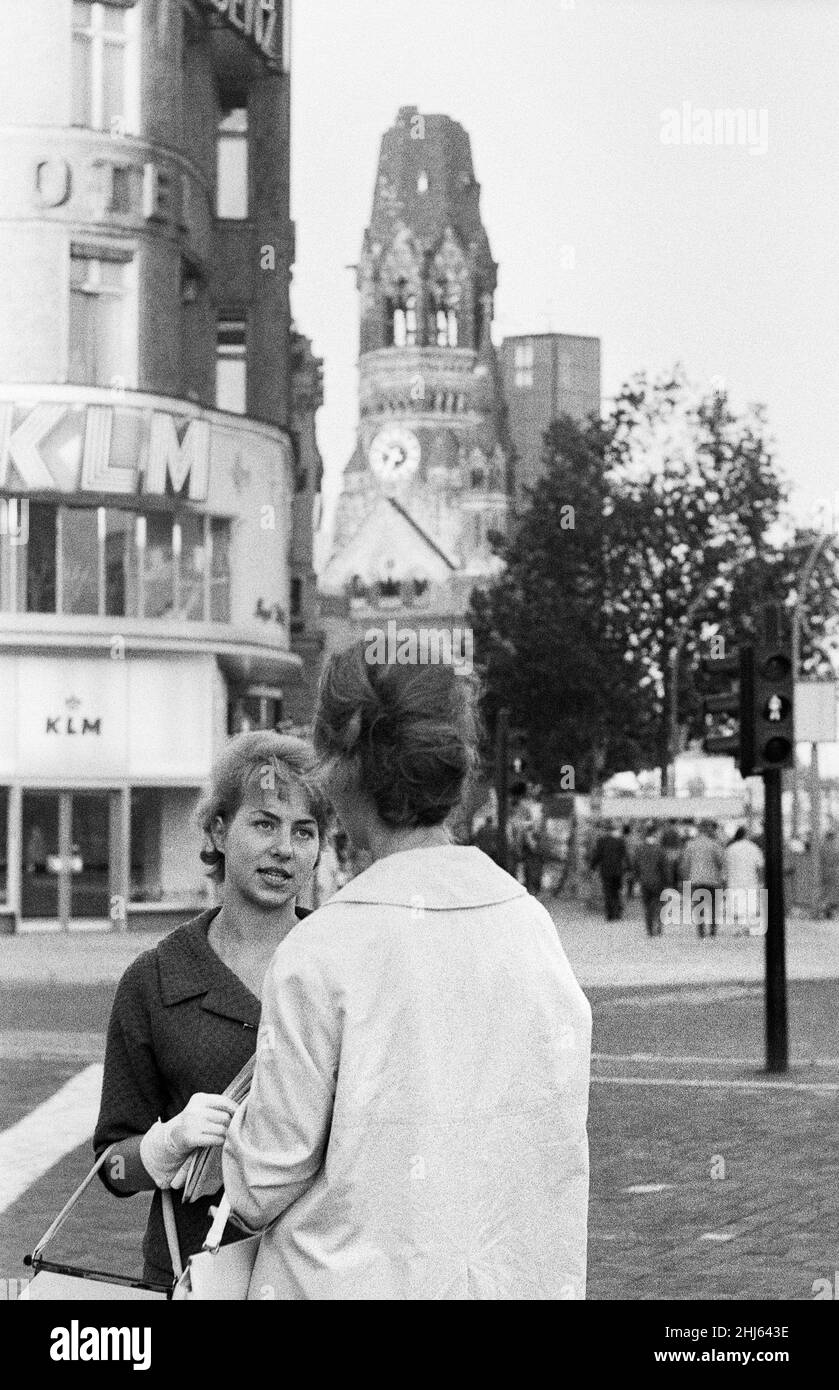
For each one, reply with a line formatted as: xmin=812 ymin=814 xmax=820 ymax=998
xmin=93 ymin=732 xmax=326 ymax=1285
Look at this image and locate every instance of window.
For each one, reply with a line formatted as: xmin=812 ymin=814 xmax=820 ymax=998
xmin=173 ymin=513 xmax=206 ymax=620
xmin=216 ymin=105 xmax=249 ymax=218
xmin=60 ymin=507 xmax=99 ymax=615
xmin=435 ymin=307 xmax=458 ymax=348
xmin=103 ymin=507 xmax=136 ymax=616
xmin=209 ymin=519 xmax=231 ymax=622
xmin=24 ymin=504 xmax=57 ymax=614
xmin=130 ymin=788 xmax=206 ymax=905
xmin=417 ymin=170 xmax=429 ymax=193
xmin=290 ymin=577 xmax=302 ymax=616
xmin=514 ymin=342 xmax=534 ymax=388
xmin=69 ymin=251 xmax=133 ymax=388
xmin=5 ymin=504 xmax=229 ymax=621
xmin=392 ymin=294 xmax=417 ymax=349
xmin=216 ymin=319 xmax=247 ymax=413
xmin=72 ymin=1 xmax=133 ymax=132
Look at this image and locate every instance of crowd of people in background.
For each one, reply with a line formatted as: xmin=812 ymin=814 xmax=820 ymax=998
xmin=316 ymin=786 xmax=779 ymax=941
xmin=587 ymin=818 xmax=765 ymax=937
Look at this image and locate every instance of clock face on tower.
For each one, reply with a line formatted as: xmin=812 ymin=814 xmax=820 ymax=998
xmin=368 ymin=426 xmax=421 ymax=482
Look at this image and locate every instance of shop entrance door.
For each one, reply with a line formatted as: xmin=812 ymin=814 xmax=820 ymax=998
xmin=21 ymin=790 xmax=112 ymax=927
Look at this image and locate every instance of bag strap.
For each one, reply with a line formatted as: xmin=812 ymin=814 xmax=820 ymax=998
xmin=31 ymin=1138 xmax=185 ymax=1280
xmin=161 ymin=1190 xmax=184 ymax=1278
xmin=31 ymin=1142 xmax=119 ymax=1263
xmin=202 ymin=1193 xmax=232 ymax=1254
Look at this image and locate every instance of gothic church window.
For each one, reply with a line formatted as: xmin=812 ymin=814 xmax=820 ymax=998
xmin=390 ymin=291 xmax=418 ymax=347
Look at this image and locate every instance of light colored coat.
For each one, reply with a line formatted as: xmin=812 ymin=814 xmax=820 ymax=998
xmin=222 ymin=845 xmax=592 ymax=1300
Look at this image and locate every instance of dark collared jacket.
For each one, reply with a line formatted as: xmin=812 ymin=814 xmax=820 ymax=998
xmin=93 ymin=905 xmax=309 ymax=1282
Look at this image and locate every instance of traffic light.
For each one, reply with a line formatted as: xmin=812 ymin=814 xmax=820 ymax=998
xmin=700 ymin=646 xmax=755 ymax=777
xmin=750 ymin=603 xmax=795 ymax=773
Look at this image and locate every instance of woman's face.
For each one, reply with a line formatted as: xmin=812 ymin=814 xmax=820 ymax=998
xmin=214 ymin=779 xmax=320 ymax=910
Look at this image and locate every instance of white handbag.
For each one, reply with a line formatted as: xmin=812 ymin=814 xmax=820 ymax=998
xmin=169 ymin=1193 xmax=261 ymax=1300
xmin=21 ymin=1143 xmax=260 ymax=1301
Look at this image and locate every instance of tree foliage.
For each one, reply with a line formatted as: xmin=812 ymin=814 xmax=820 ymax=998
xmin=470 ymin=367 xmax=839 ymax=791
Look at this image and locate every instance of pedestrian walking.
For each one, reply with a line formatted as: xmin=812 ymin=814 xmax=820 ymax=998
xmin=725 ymin=826 xmax=764 ymax=934
xmin=680 ymin=819 xmax=725 ymax=937
xmin=589 ymin=821 xmax=628 ymax=921
xmin=222 ymin=641 xmax=592 ymax=1300
xmin=92 ymin=732 xmax=326 ymax=1285
xmin=820 ymin=827 xmax=839 ymax=919
xmin=633 ymin=824 xmax=668 ymax=936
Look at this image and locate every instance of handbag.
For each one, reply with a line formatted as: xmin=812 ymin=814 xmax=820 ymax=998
xmin=20 ymin=1143 xmax=260 ymax=1301
xmin=170 ymin=1193 xmax=262 ymax=1300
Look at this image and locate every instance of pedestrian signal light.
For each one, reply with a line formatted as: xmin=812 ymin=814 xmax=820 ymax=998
xmin=751 ymin=610 xmax=794 ymax=773
xmin=700 ymin=646 xmax=755 ymax=776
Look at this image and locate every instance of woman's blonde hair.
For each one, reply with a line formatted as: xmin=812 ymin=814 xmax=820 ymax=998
xmin=195 ymin=731 xmax=328 ymax=882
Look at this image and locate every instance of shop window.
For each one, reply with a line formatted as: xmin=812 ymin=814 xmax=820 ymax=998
xmin=60 ymin=506 xmax=99 ymax=615
xmin=142 ymin=513 xmax=175 ymax=619
xmin=173 ymin=513 xmax=206 ymax=620
xmin=216 ymin=318 xmax=247 ymax=414
xmin=228 ymin=693 xmax=283 ymax=735
xmin=0 ymin=500 xmax=27 ymax=613
xmin=210 ymin=518 xmax=231 ymax=622
xmin=104 ymin=507 xmax=136 ymax=616
xmin=216 ymin=105 xmax=249 ymax=219
xmin=69 ymin=250 xmax=134 ymax=388
xmin=72 ymin=1 xmax=135 ymax=133
xmin=24 ymin=503 xmax=58 ymax=614
xmin=130 ymin=788 xmax=204 ymax=906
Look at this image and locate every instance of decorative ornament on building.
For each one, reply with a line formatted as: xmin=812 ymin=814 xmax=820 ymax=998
xmin=432 ymin=227 xmax=467 ymax=292
xmin=380 ymin=225 xmax=421 ymax=295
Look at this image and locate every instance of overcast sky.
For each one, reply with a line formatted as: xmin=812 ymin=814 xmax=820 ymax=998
xmin=289 ymin=0 xmax=839 ymax=548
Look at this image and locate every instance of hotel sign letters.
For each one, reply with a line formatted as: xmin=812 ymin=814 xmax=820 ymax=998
xmin=0 ymin=401 xmax=210 ymax=501
xmin=200 ymin=0 xmax=280 ymax=63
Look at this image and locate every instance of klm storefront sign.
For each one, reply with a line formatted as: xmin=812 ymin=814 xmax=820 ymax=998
xmin=0 ymin=400 xmax=209 ymax=501
xmin=200 ymin=0 xmax=281 ymax=64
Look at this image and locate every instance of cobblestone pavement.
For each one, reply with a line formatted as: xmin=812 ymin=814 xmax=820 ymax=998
xmin=1 ymin=898 xmax=838 ymax=1301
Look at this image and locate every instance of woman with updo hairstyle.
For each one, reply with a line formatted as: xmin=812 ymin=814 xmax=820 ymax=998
xmin=223 ymin=642 xmax=592 ymax=1300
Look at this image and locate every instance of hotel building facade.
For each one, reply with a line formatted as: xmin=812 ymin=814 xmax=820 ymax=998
xmin=0 ymin=0 xmax=321 ymax=931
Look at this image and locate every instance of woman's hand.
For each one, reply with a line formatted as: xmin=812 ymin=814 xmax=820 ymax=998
xmin=166 ymin=1094 xmax=238 ymax=1160
xmin=139 ymin=1094 xmax=238 ymax=1188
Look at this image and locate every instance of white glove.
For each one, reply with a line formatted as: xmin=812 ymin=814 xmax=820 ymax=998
xmin=140 ymin=1093 xmax=237 ymax=1189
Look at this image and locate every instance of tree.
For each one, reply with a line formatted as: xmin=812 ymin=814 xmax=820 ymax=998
xmin=472 ymin=366 xmax=836 ymax=790
xmin=601 ymin=367 xmax=788 ymax=780
xmin=469 ymin=414 xmax=658 ymax=792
